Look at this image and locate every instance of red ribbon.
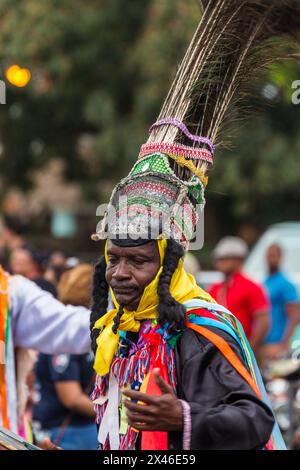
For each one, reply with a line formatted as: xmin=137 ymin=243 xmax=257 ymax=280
xmin=141 ymin=331 xmax=170 ymax=450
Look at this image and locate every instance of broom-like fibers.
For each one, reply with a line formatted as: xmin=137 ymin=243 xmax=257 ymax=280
xmin=148 ymin=0 xmax=300 ymax=178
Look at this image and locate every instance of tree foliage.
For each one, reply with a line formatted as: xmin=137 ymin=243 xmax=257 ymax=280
xmin=0 ymin=0 xmax=299 ymax=237
xmin=0 ymin=0 xmax=199 ymax=198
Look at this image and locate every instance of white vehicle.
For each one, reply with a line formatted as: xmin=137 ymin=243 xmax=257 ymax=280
xmin=244 ymin=222 xmax=300 ymax=294
xmin=197 ymin=222 xmax=300 ymax=293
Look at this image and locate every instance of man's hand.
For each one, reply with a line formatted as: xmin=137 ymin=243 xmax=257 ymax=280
xmin=123 ymin=368 xmax=183 ymax=432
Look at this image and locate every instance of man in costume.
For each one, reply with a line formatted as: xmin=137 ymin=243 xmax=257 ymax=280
xmin=89 ymin=0 xmax=300 ymax=451
xmin=90 ymin=239 xmax=276 ymax=450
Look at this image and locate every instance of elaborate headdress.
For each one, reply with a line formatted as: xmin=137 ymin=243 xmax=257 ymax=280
xmin=92 ymin=0 xmax=300 ymax=249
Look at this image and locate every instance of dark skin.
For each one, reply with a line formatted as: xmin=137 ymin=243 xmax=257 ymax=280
xmin=105 ymin=240 xmax=161 ymax=310
xmin=106 ymin=240 xmax=183 ymax=432
xmin=266 ymin=244 xmax=282 ymax=275
xmin=123 ymin=369 xmax=183 ymax=432
xmin=262 ymin=244 xmax=299 ymax=360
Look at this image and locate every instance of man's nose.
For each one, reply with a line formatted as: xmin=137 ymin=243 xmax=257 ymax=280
xmin=112 ymin=259 xmax=131 ymax=280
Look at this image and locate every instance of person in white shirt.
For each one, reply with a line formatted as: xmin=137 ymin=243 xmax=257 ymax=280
xmin=1 ymin=270 xmax=91 ymax=435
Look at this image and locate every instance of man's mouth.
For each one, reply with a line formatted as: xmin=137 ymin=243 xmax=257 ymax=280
xmin=112 ymin=286 xmax=137 ymax=296
xmin=111 ymin=285 xmax=141 ymax=309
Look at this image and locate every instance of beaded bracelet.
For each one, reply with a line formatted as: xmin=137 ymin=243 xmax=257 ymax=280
xmin=179 ymin=399 xmax=192 ymax=450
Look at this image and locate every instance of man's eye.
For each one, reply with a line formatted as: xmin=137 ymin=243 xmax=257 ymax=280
xmin=132 ymin=258 xmax=147 ymax=265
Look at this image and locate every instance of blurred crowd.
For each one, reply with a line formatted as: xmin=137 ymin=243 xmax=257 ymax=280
xmin=209 ymin=237 xmax=299 ymax=364
xmin=1 ymin=214 xmax=300 ymax=449
xmin=0 ymin=214 xmax=97 ymax=449
xmin=194 ymin=235 xmax=300 ymax=449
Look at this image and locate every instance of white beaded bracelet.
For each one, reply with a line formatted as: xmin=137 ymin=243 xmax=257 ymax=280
xmin=179 ymin=399 xmax=192 ymax=450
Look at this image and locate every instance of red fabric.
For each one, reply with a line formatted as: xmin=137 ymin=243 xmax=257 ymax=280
xmin=140 ymin=331 xmax=169 ymax=451
xmin=209 ymin=272 xmax=269 ymax=339
xmin=188 ymin=308 xmax=221 ymax=322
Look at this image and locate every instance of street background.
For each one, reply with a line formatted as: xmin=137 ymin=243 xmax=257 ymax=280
xmin=0 ymin=0 xmax=300 ymax=265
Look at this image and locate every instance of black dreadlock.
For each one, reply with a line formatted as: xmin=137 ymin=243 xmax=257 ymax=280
xmin=157 ymin=238 xmax=186 ymax=331
xmin=89 ymin=239 xmax=185 ymax=354
xmin=112 ymin=305 xmax=125 ymax=334
xmin=90 ymin=255 xmax=108 ymax=355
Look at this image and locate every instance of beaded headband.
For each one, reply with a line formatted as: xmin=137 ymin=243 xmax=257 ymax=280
xmin=148 ymin=118 xmax=215 ymax=157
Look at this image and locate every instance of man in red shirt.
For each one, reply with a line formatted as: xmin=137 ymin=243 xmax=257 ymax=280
xmin=209 ymin=237 xmax=270 ymax=355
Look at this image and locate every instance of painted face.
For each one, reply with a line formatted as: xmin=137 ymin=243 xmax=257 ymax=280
xmin=105 ymin=240 xmax=160 ymax=310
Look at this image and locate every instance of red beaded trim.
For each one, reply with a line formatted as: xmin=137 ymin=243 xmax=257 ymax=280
xmin=139 ymin=142 xmax=213 ymax=164
xmin=122 ymin=181 xmax=178 ymax=200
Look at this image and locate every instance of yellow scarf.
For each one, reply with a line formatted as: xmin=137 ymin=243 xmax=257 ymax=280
xmin=93 ymin=239 xmax=214 ymax=376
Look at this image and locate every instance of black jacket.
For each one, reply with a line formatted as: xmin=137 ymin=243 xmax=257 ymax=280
xmin=168 ymin=326 xmax=275 ymax=450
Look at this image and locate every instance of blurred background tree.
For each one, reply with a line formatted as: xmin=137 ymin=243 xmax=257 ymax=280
xmin=0 ymin=0 xmax=198 ymax=195
xmin=0 ymin=0 xmax=299 ymax=259
xmin=209 ymin=61 xmax=300 ymax=247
